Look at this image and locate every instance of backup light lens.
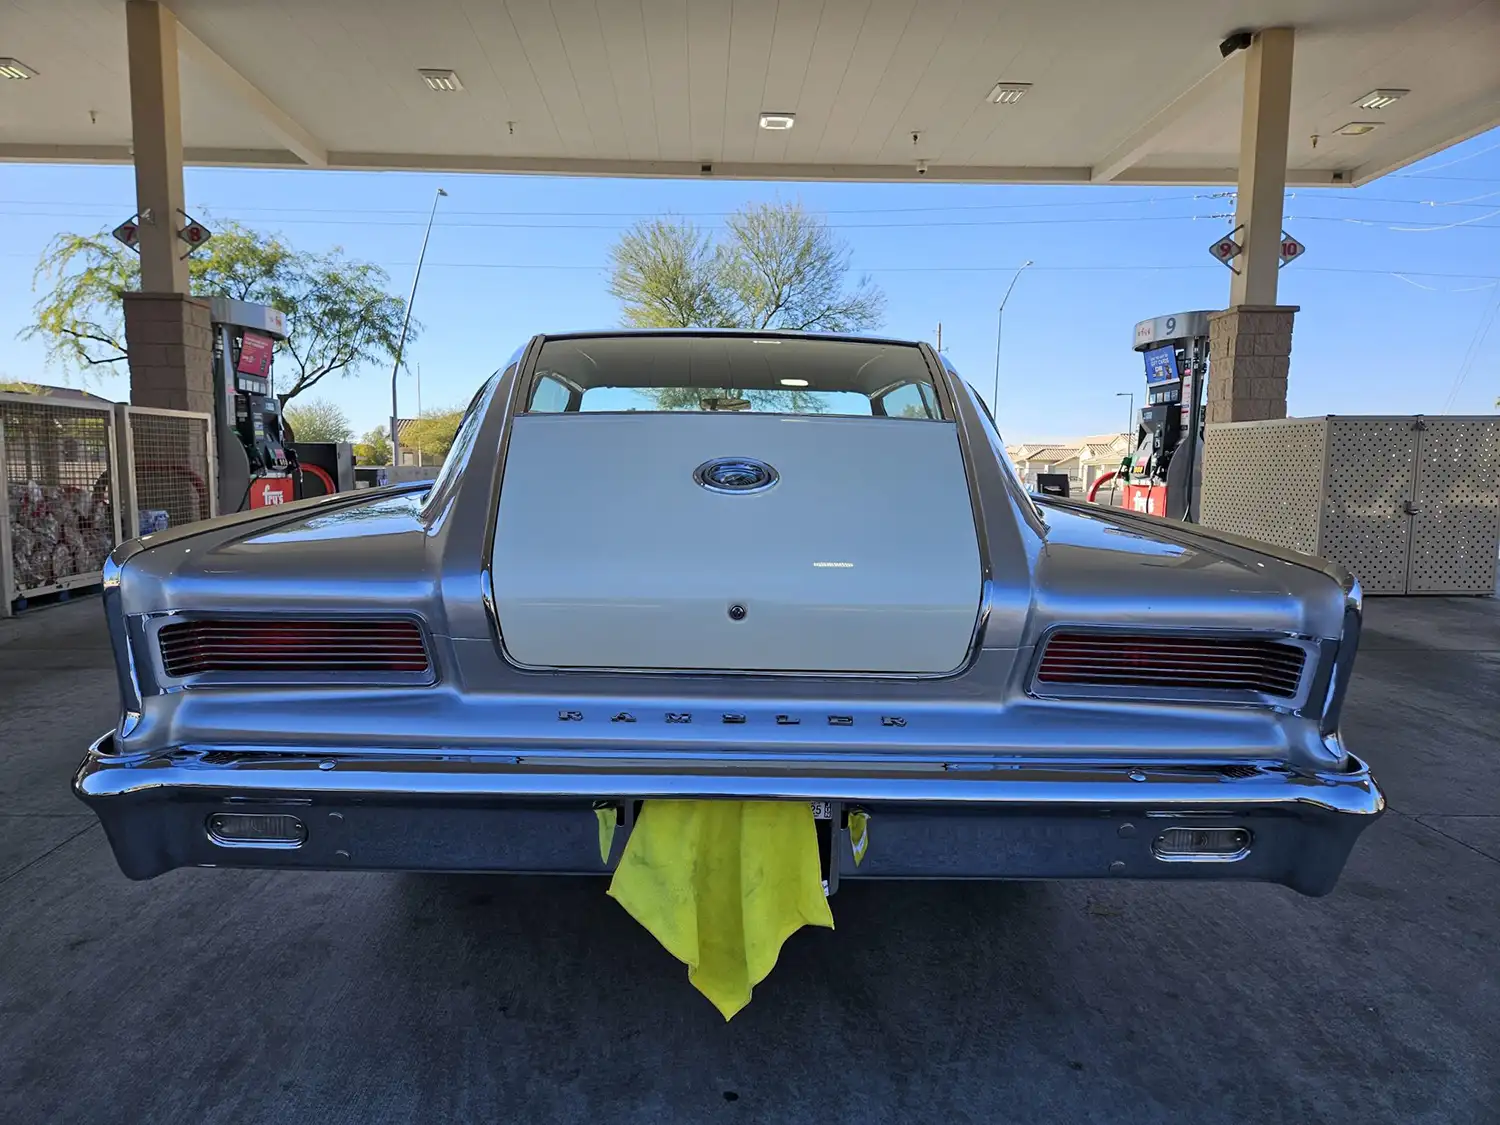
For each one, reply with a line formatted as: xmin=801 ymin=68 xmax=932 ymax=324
xmin=1152 ymin=827 xmax=1252 ymax=861
xmin=207 ymin=812 xmax=307 ymax=848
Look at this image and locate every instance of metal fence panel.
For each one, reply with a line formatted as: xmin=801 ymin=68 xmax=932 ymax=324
xmin=1321 ymin=418 xmax=1419 ymax=595
xmin=0 ymin=393 xmax=120 ymax=602
xmin=123 ymin=406 xmax=216 ymax=536
xmin=1407 ymin=417 xmax=1500 ymax=595
xmin=1201 ymin=418 xmax=1326 ymax=556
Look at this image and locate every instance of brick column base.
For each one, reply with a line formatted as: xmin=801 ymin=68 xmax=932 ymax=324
xmin=1206 ymin=305 xmax=1298 ymax=424
xmin=123 ymin=292 xmax=215 ymax=415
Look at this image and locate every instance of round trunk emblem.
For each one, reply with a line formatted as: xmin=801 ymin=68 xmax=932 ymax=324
xmin=694 ymin=457 xmax=778 ymax=493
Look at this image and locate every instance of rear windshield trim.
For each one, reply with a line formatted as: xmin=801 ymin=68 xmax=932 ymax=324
xmin=523 ymin=333 xmax=947 ymax=421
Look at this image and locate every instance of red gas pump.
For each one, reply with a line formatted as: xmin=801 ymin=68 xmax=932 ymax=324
xmin=210 ymin=297 xmax=293 ymax=513
xmin=1124 ymin=312 xmax=1211 ymax=521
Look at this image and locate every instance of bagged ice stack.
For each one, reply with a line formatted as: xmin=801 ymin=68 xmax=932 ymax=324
xmin=5 ymin=479 xmax=115 ymax=594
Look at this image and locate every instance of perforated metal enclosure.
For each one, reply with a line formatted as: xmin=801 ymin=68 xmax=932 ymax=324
xmin=1198 ymin=418 xmax=1325 ymax=557
xmin=1407 ymin=418 xmax=1500 ymax=594
xmin=1201 ymin=416 xmax=1500 ymax=596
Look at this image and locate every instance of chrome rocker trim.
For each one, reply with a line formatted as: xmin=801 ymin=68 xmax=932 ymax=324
xmin=74 ymin=733 xmax=1384 ymax=896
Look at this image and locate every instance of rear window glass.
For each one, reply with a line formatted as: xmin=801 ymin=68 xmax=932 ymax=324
xmin=524 ymin=334 xmax=943 ymax=419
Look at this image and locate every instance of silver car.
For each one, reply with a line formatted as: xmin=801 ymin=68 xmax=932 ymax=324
xmin=75 ymin=331 xmax=1382 ymax=894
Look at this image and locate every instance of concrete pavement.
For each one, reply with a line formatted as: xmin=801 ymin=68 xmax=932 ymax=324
xmin=1 ymin=595 xmax=1496 ymax=1124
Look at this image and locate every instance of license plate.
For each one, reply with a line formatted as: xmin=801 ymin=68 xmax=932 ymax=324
xmin=809 ymin=800 xmax=834 ymax=820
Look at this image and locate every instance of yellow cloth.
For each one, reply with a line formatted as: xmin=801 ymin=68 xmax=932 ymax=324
xmin=607 ymin=799 xmax=834 ymax=1020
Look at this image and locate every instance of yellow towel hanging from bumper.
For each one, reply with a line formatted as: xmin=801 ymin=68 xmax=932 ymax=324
xmin=607 ymin=799 xmax=834 ymax=1020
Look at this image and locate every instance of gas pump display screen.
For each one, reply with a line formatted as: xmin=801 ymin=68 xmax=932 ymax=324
xmin=1143 ymin=345 xmax=1180 ymax=386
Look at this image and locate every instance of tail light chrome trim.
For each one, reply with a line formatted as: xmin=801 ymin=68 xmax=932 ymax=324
xmin=1030 ymin=629 xmax=1312 ymax=705
xmin=155 ymin=617 xmax=433 ymax=683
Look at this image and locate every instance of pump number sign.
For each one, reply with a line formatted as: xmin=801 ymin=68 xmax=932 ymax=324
xmin=1208 ymin=234 xmax=1242 ymax=266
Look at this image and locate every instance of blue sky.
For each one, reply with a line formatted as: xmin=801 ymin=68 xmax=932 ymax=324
xmin=2 ymin=128 xmax=1499 ymax=443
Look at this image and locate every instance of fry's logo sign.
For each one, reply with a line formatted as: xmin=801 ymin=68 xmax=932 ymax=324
xmin=250 ymin=478 xmax=295 ymax=508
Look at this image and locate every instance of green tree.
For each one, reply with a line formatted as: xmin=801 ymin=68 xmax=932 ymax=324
xmin=608 ymin=201 xmax=884 ymax=333
xmin=353 ymin=424 xmax=391 ymax=466
xmin=608 ymin=216 xmax=730 ymax=329
xmin=607 ymin=201 xmax=884 ymax=411
xmin=24 ymin=219 xmax=413 ymax=405
xmin=401 ymin=407 xmax=465 ymax=462
xmin=283 ymin=397 xmax=353 ymax=443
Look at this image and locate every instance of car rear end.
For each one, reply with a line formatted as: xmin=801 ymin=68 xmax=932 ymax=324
xmin=75 ymin=331 xmax=1382 ymax=894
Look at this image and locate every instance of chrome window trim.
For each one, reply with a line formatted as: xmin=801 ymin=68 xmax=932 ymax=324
xmin=518 ymin=331 xmax=946 ymax=420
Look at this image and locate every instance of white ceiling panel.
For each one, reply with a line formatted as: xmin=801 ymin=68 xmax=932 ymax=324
xmin=0 ymin=0 xmax=1496 ymax=186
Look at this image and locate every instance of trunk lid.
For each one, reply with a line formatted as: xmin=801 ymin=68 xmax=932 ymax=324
xmin=491 ymin=412 xmax=983 ymax=674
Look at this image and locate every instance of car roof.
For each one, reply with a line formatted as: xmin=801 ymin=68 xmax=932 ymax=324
xmin=537 ymin=327 xmax=924 ymax=348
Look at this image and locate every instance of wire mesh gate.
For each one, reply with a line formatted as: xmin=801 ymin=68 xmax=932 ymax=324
xmin=113 ymin=405 xmax=218 ymax=540
xmin=2 ymin=398 xmax=216 ymax=617
xmin=0 ymin=393 xmax=123 ymax=614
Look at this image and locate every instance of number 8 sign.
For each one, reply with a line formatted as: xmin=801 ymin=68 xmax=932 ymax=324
xmin=175 ymin=215 xmax=214 ymax=252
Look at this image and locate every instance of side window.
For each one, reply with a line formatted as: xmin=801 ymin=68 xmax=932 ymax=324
xmin=420 ymin=371 xmax=499 ymax=513
xmin=529 ymin=374 xmax=572 ymax=413
xmin=877 ymin=382 xmax=936 ymax=419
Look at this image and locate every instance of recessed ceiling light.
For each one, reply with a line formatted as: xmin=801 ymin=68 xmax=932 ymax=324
xmin=779 ymin=378 xmax=810 ymax=387
xmin=419 ymin=69 xmax=463 ymax=92
xmin=987 ymin=82 xmax=1031 ymax=105
xmin=759 ymin=112 xmax=796 ymax=131
xmin=1355 ymin=89 xmax=1408 ymax=111
xmin=1336 ymin=121 xmax=1382 ymax=137
xmin=0 ymin=58 xmax=38 ymax=80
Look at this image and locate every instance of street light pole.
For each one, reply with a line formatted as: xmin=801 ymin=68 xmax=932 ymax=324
xmin=1112 ymin=391 xmax=1136 ymax=506
xmin=992 ymin=260 xmax=1034 ymax=413
xmin=390 ymin=186 xmax=447 ymax=470
xmin=1115 ymin=390 xmax=1135 ymax=441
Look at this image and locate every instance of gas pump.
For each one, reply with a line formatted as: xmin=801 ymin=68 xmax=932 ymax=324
xmin=210 ymin=297 xmax=293 ymax=513
xmin=1125 ymin=311 xmax=1211 ymax=521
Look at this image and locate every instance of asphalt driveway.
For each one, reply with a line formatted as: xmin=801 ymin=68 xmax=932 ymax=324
xmin=1 ymin=595 xmax=1496 ymax=1124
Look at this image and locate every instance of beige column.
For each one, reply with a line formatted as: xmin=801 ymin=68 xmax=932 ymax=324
xmin=123 ymin=1 xmax=215 ymax=415
xmin=1207 ymin=305 xmax=1298 ymax=424
xmin=1230 ymin=27 xmax=1294 ymax=307
xmin=1211 ymin=27 xmax=1297 ymax=424
xmin=125 ymin=0 xmax=188 ymax=294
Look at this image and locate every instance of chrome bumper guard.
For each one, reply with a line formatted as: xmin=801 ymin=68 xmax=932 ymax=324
xmin=74 ymin=733 xmax=1384 ymax=896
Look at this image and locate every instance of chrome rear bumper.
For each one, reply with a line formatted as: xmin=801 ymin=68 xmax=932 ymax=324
xmin=74 ymin=733 xmax=1384 ymax=895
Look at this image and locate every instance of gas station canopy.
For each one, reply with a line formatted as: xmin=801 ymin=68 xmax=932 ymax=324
xmin=4 ymin=0 xmax=1499 ymax=187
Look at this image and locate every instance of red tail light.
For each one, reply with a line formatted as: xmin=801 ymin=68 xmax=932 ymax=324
xmin=1036 ymin=633 xmax=1306 ymax=698
xmin=158 ymin=619 xmax=430 ymax=677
